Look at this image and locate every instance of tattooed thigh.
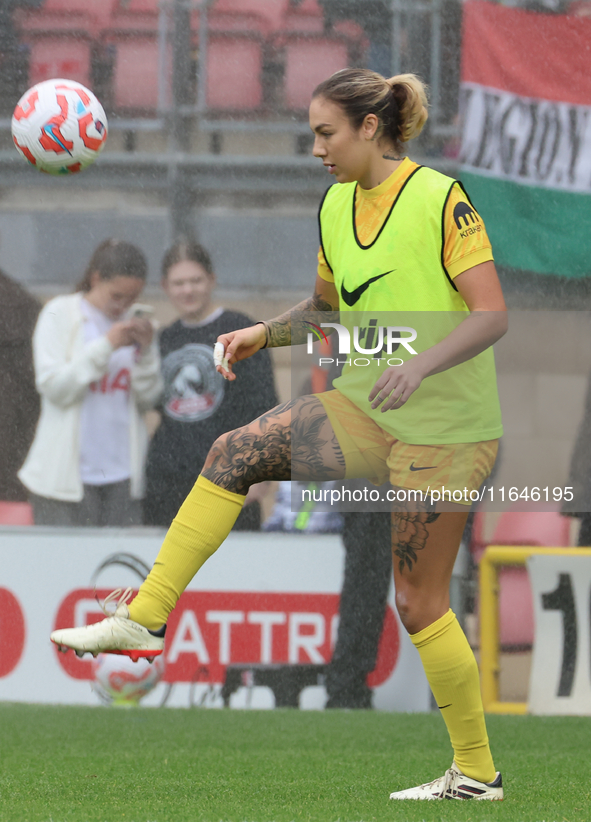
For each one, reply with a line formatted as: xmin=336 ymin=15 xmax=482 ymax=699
xmin=390 ymin=494 xmax=440 ymax=574
xmin=202 ymin=395 xmax=346 ymax=494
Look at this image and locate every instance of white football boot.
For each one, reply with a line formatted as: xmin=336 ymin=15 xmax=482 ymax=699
xmin=51 ymin=587 xmax=165 ymax=663
xmin=389 ymin=762 xmax=503 ymax=801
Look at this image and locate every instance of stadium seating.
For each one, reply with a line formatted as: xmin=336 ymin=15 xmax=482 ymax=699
xmin=14 ymin=0 xmax=117 ymax=36
xmin=105 ymin=0 xmax=269 ymax=112
xmin=12 ymin=0 xmax=362 ymax=114
xmin=109 ymin=34 xmax=264 ymax=113
xmin=105 ymin=0 xmax=171 ymax=111
xmin=109 ymin=27 xmax=264 ymax=113
xmin=282 ymin=0 xmax=324 ymax=33
xmin=13 ymin=0 xmax=114 ymax=90
xmin=481 ymin=506 xmax=571 ymax=647
xmin=491 ymin=506 xmax=571 ymax=548
xmin=26 ymin=36 xmax=93 ymax=88
xmin=210 ymin=0 xmax=290 ymax=34
xmin=283 ymin=36 xmax=348 ymax=110
xmin=205 ymin=29 xmax=264 ymax=110
xmin=108 ymin=0 xmax=160 ymax=35
xmin=114 ymin=0 xmax=159 ymax=11
xmin=277 ymin=0 xmax=366 ymax=111
xmin=43 ymin=0 xmax=115 ymax=19
xmin=0 ymin=502 xmax=34 ymax=526
xmin=110 ymin=35 xmax=171 ymax=112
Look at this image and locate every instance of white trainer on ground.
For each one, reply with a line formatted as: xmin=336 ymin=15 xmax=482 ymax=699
xmin=389 ymin=762 xmax=503 ymax=801
xmin=50 ymin=588 xmax=165 ymax=662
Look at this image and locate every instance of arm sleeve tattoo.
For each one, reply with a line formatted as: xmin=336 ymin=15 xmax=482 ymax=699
xmin=264 ymin=289 xmax=337 ymax=348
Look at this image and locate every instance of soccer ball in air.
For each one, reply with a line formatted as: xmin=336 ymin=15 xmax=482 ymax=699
xmin=11 ymin=78 xmax=108 ymax=175
xmin=91 ymin=653 xmax=166 ymax=706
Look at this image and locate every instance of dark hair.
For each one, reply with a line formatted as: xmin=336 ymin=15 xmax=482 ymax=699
xmin=312 ymin=68 xmax=428 ymax=154
xmin=161 ymin=240 xmax=214 ymax=279
xmin=76 ymin=239 xmax=148 ymax=292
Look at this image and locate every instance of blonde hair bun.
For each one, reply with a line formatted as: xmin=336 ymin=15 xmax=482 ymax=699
xmin=386 ymin=73 xmax=429 ymax=143
xmin=312 ymin=68 xmax=428 ymax=150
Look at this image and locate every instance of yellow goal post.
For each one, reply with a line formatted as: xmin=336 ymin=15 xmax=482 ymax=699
xmin=479 ymin=546 xmax=591 ymax=714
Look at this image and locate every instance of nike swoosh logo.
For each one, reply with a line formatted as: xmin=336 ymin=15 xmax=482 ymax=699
xmin=409 ymin=463 xmax=438 ymax=472
xmin=340 ymin=270 xmax=395 ymax=307
xmin=438 ymin=703 xmax=452 ymax=710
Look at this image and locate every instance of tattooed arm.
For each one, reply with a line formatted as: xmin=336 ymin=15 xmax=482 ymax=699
xmin=216 ymin=275 xmax=339 ymax=381
xmin=263 ymin=274 xmax=339 ymax=348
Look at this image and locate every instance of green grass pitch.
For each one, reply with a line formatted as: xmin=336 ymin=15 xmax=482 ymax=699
xmin=0 ymin=703 xmax=589 ymax=822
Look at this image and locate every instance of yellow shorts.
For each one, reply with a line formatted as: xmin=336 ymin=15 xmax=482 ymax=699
xmin=315 ymin=390 xmax=498 ymax=506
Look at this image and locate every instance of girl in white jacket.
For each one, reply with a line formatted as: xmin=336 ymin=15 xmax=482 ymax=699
xmin=19 ymin=239 xmax=163 ymax=526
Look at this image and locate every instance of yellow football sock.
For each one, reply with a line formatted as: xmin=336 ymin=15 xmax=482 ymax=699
xmin=411 ymin=609 xmax=496 ymax=784
xmin=129 ymin=475 xmax=245 ymax=630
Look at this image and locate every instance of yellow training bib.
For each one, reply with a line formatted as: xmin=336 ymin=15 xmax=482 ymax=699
xmin=318 ymin=166 xmax=503 ymax=445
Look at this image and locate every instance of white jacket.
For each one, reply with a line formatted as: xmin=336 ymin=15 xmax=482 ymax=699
xmin=18 ymin=293 xmax=163 ymax=501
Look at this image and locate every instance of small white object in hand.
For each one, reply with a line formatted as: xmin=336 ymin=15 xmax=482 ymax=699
xmin=213 ymin=342 xmax=229 ymax=372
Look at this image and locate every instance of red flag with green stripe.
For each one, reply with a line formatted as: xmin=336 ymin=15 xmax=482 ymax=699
xmin=460 ymin=1 xmax=591 ymax=277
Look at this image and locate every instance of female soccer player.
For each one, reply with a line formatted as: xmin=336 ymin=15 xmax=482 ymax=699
xmin=52 ymin=70 xmax=507 ymax=801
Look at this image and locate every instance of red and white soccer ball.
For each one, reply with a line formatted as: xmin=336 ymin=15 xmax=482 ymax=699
xmin=11 ymin=78 xmax=108 ymax=175
xmin=91 ymin=654 xmax=166 ymax=707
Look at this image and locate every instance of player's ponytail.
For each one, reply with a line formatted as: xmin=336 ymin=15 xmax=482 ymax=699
xmin=386 ymin=74 xmax=429 ymax=145
xmin=312 ymin=68 xmax=428 ymax=153
xmin=76 ymin=238 xmax=147 ymax=292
